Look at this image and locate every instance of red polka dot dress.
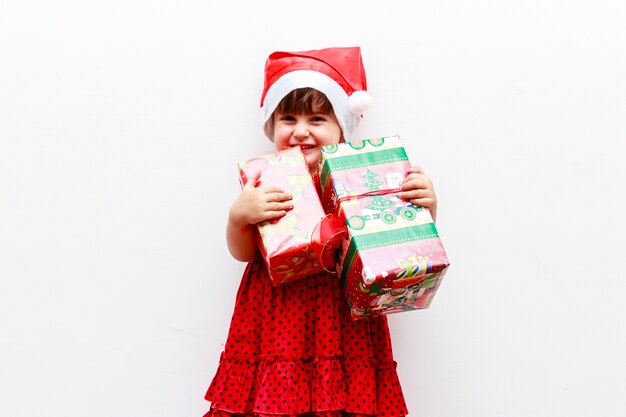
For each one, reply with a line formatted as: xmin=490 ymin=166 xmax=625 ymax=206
xmin=203 ymin=255 xmax=409 ymax=417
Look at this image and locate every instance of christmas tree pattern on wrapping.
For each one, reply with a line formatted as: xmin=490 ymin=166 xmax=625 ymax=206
xmin=363 ymin=169 xmax=394 ymax=211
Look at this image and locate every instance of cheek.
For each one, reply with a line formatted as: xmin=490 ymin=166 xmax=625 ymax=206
xmin=272 ymin=127 xmax=290 ymax=148
xmin=323 ymin=125 xmax=343 ymax=145
xmin=320 ymin=136 xmax=341 ymax=147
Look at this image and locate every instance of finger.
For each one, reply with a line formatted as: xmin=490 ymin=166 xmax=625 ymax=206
xmin=409 ymin=198 xmax=434 ymax=208
xmin=266 ymin=201 xmax=294 ymax=211
xmin=265 ymin=191 xmax=293 ymax=202
xmin=401 ymin=177 xmax=428 ymax=190
xmin=263 ymin=185 xmax=288 ymax=194
xmin=402 ymin=172 xmax=426 ymax=183
xmin=263 ymin=210 xmax=289 ymax=220
xmin=398 ymin=189 xmax=430 ymax=200
xmin=407 ymin=165 xmax=424 ymax=174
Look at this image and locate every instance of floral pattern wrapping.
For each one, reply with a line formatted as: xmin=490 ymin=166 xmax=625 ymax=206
xmin=238 ymin=147 xmax=328 ymax=285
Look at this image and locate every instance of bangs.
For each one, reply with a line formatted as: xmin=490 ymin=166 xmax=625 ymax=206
xmin=274 ymin=88 xmax=334 ymax=115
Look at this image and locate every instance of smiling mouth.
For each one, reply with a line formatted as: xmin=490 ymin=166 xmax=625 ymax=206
xmin=296 ymin=144 xmax=317 ymax=150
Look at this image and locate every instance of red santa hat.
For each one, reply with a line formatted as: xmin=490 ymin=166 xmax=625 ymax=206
xmin=260 ymin=46 xmax=372 ymax=141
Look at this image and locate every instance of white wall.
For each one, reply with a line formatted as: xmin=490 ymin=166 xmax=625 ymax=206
xmin=1 ymin=1 xmax=625 ymax=416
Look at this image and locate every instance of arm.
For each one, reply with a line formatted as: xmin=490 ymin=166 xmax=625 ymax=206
xmin=226 ymin=215 xmax=258 ymax=263
xmin=398 ymin=165 xmax=438 ymax=223
xmin=226 ymin=174 xmax=293 ymax=262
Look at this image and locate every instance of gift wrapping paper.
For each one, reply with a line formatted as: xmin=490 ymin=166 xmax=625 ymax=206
xmin=319 ymin=136 xmax=450 ymax=318
xmin=238 ymin=147 xmax=329 ymax=285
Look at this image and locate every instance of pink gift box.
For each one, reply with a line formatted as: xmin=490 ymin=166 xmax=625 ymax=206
xmin=238 ymin=147 xmax=330 ymax=285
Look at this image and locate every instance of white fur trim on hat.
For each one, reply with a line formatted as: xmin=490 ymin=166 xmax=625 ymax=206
xmin=261 ymin=70 xmax=364 ymax=141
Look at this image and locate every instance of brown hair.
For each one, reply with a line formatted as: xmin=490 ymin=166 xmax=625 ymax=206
xmin=274 ymin=87 xmax=334 ymax=115
xmin=266 ymin=88 xmax=336 ymax=138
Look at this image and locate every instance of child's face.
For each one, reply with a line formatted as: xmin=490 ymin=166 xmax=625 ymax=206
xmin=272 ymin=107 xmax=342 ymax=174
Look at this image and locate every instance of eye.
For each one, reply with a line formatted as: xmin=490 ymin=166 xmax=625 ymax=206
xmin=277 ymin=114 xmax=296 ymax=122
xmin=310 ymin=115 xmax=327 ymax=122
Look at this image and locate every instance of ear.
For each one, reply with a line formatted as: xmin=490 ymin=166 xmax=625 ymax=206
xmin=264 ymin=116 xmax=275 ymax=141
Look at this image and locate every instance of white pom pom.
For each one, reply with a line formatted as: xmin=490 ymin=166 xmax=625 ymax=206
xmin=348 ymin=90 xmax=372 ymax=116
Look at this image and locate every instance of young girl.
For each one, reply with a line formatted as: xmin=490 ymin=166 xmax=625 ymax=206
xmin=204 ymin=47 xmax=437 ymax=417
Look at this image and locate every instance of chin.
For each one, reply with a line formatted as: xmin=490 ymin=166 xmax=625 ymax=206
xmin=304 ymin=159 xmax=317 ymax=174
xmin=303 ymin=153 xmax=318 ymax=166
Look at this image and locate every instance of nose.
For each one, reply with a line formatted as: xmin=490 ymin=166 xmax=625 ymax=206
xmin=293 ymin=120 xmax=309 ymax=138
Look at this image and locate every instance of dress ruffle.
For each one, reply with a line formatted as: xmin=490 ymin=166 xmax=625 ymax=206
xmin=206 ymin=411 xmax=386 ymax=417
xmin=205 ymin=354 xmax=405 ymax=417
xmin=204 ymin=257 xmax=407 ymax=417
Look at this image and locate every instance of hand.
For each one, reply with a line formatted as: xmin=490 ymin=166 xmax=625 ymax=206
xmin=229 ymin=171 xmax=294 ymax=228
xmin=398 ymin=165 xmax=438 ymax=222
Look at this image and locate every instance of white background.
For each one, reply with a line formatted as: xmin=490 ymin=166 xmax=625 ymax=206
xmin=2 ymin=1 xmax=625 ymax=416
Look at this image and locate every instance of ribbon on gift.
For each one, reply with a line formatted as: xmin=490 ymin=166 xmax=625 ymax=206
xmin=335 ymin=187 xmax=403 ymax=207
xmin=313 ymin=169 xmax=405 ymax=214
xmin=309 ymin=187 xmax=405 ymax=273
xmin=310 ymin=214 xmax=348 ymax=272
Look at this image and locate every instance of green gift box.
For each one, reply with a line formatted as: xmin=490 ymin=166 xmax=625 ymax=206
xmin=319 ymin=135 xmax=450 ymax=319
